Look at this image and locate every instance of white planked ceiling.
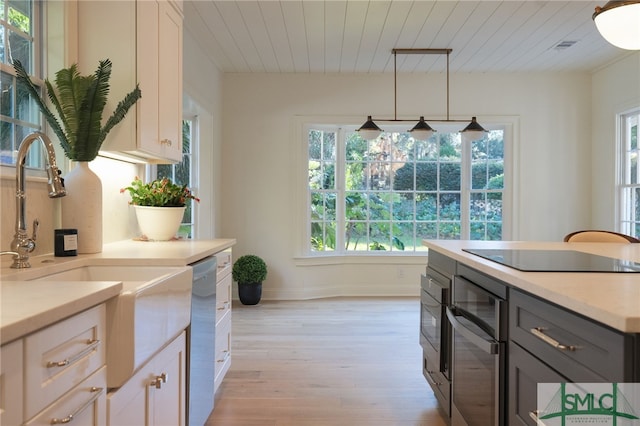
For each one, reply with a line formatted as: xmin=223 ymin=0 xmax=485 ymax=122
xmin=184 ymin=0 xmax=629 ymax=74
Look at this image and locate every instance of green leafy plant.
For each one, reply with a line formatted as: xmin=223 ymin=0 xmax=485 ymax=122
xmin=121 ymin=177 xmax=200 ymax=207
xmin=13 ymin=59 xmax=141 ymax=161
xmin=232 ymin=255 xmax=267 ymax=284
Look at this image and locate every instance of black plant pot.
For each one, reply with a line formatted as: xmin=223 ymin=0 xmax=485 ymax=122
xmin=238 ymin=282 xmax=262 ymax=305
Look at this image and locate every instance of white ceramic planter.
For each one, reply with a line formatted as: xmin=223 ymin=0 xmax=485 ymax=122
xmin=134 ymin=205 xmax=186 ymax=241
xmin=61 ymin=161 xmax=103 ymax=253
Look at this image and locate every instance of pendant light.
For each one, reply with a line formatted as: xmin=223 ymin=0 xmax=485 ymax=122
xmin=593 ymin=1 xmax=640 ymax=50
xmin=358 ymin=116 xmax=384 ymax=140
xmin=357 ymin=48 xmax=487 ymax=141
xmin=409 ymin=116 xmax=435 ymax=141
xmin=460 ymin=117 xmax=488 ymax=142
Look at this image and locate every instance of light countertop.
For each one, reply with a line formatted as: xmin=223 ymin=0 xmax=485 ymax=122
xmin=1 ymin=238 xmax=236 ymax=344
xmin=423 ymin=240 xmax=640 ymax=333
xmin=1 ymin=280 xmax=122 ymax=345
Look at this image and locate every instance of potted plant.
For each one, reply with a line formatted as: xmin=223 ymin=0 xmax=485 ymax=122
xmin=13 ymin=59 xmax=141 ymax=253
xmin=13 ymin=59 xmax=141 ymax=162
xmin=121 ymin=177 xmax=200 ymax=240
xmin=232 ymin=254 xmax=268 ymax=305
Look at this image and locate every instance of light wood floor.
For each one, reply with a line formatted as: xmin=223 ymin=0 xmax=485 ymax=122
xmin=206 ymin=297 xmax=448 ymax=426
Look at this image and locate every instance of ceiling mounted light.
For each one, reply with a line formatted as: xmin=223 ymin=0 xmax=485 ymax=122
xmin=593 ymin=1 xmax=640 ymax=50
xmin=408 ymin=116 xmax=435 ymax=141
xmin=357 ymin=48 xmax=486 ymax=141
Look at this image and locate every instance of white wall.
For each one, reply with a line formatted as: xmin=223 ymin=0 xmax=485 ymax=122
xmin=591 ymin=52 xmax=640 ymax=229
xmin=182 ymin=26 xmax=224 ymax=239
xmin=221 ymin=72 xmax=593 ymax=299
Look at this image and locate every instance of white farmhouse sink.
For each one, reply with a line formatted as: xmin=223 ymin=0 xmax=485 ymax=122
xmin=29 ymin=265 xmax=193 ymax=388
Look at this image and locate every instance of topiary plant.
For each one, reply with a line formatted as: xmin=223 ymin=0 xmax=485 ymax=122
xmin=232 ymin=254 xmax=267 ymax=284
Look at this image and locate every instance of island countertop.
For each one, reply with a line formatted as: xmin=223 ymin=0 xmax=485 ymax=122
xmin=423 ymin=240 xmax=640 ymax=333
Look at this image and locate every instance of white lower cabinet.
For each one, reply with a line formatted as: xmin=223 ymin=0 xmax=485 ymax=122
xmin=214 ymin=250 xmax=232 ymax=393
xmin=108 ymin=332 xmax=186 ymax=426
xmin=0 ymin=304 xmax=107 ymax=426
xmin=24 ymin=304 xmax=106 ymax=419
xmin=25 ymin=367 xmax=107 ymax=426
xmin=0 ymin=339 xmax=23 ymax=425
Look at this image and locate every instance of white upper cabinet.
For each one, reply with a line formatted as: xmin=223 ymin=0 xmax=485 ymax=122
xmin=78 ymin=0 xmax=183 ymax=163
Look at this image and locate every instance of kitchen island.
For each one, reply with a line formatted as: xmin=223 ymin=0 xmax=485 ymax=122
xmin=421 ymin=240 xmax=640 ymax=426
xmin=423 ymin=240 xmax=640 ymax=332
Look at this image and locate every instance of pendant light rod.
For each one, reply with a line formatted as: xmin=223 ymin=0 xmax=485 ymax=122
xmin=391 ymin=48 xmax=453 ymax=122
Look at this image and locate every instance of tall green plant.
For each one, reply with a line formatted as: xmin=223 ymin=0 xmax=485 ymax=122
xmin=13 ymin=59 xmax=141 ymax=161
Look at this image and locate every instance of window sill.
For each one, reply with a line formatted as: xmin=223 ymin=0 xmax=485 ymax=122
xmin=294 ymin=253 xmax=428 ymax=267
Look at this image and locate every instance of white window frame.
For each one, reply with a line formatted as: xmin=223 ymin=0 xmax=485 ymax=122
xmin=0 ymin=0 xmax=43 ymax=169
xmin=617 ymin=108 xmax=640 ymax=238
xmin=294 ymin=115 xmax=516 ymax=257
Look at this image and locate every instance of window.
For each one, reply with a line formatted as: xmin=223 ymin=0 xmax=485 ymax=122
xmin=619 ymin=110 xmax=639 ymax=237
xmin=1 ymin=0 xmax=42 ymax=167
xmin=307 ymin=123 xmax=506 ymax=254
xmin=156 ymin=119 xmax=197 ymax=238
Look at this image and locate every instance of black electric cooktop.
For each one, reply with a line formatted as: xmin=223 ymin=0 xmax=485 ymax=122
xmin=462 ymin=249 xmax=640 ymax=273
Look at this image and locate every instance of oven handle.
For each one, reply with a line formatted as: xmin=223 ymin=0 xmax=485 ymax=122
xmin=446 ymin=307 xmax=499 ymax=355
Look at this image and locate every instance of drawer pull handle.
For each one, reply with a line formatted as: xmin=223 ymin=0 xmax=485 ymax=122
xmin=530 ymin=327 xmax=576 ymax=351
xmin=51 ymin=386 xmax=103 ymax=424
xmin=150 ymin=372 xmax=168 ymax=389
xmin=217 ymin=350 xmax=230 ymax=363
xmin=424 ymin=370 xmax=442 ymax=386
xmin=47 ymin=339 xmax=101 ymax=368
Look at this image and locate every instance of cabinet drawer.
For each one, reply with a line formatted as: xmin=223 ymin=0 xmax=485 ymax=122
xmin=25 ymin=304 xmax=106 ymax=419
xmin=25 ymin=366 xmax=106 ymax=426
xmin=510 ymin=289 xmax=628 ymax=381
xmin=216 ymin=250 xmax=232 ymax=280
xmin=508 ymin=342 xmax=567 ymax=426
xmin=1 ymin=339 xmax=23 ymax=426
xmin=214 ymin=315 xmax=231 ymax=392
xmin=216 ymin=273 xmax=232 ymax=324
xmin=422 ymin=351 xmax=450 ymax=417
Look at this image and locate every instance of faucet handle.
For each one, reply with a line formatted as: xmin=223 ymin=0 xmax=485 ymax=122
xmin=31 ymin=219 xmax=39 ymax=242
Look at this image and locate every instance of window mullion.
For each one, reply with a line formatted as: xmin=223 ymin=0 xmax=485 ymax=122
xmin=460 ymin=137 xmax=471 ymax=239
xmin=336 ymin=127 xmax=346 ymax=253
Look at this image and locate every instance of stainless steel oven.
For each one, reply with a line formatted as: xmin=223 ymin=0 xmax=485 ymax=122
xmin=420 ymin=267 xmax=451 ymax=414
xmin=446 ymin=272 xmax=507 ymax=426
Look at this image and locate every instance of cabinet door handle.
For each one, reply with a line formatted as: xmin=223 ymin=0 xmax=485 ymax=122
xmin=150 ymin=372 xmax=168 ymax=389
xmin=47 ymin=339 xmax=101 ymax=368
xmin=51 ymin=386 xmax=103 ymax=424
xmin=217 ymin=350 xmax=230 ymax=363
xmin=424 ymin=370 xmax=442 ymax=386
xmin=160 ymin=138 xmax=173 ymax=146
xmin=530 ymin=327 xmax=577 ymax=351
xmin=446 ymin=307 xmax=499 ymax=354
xmin=217 ymin=302 xmax=229 ymax=311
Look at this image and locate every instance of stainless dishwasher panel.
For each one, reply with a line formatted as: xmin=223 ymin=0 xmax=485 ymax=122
xmin=187 ymin=255 xmax=217 ymax=426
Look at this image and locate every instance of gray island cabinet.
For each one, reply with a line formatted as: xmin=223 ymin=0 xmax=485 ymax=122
xmin=421 ymin=240 xmax=640 ymax=426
